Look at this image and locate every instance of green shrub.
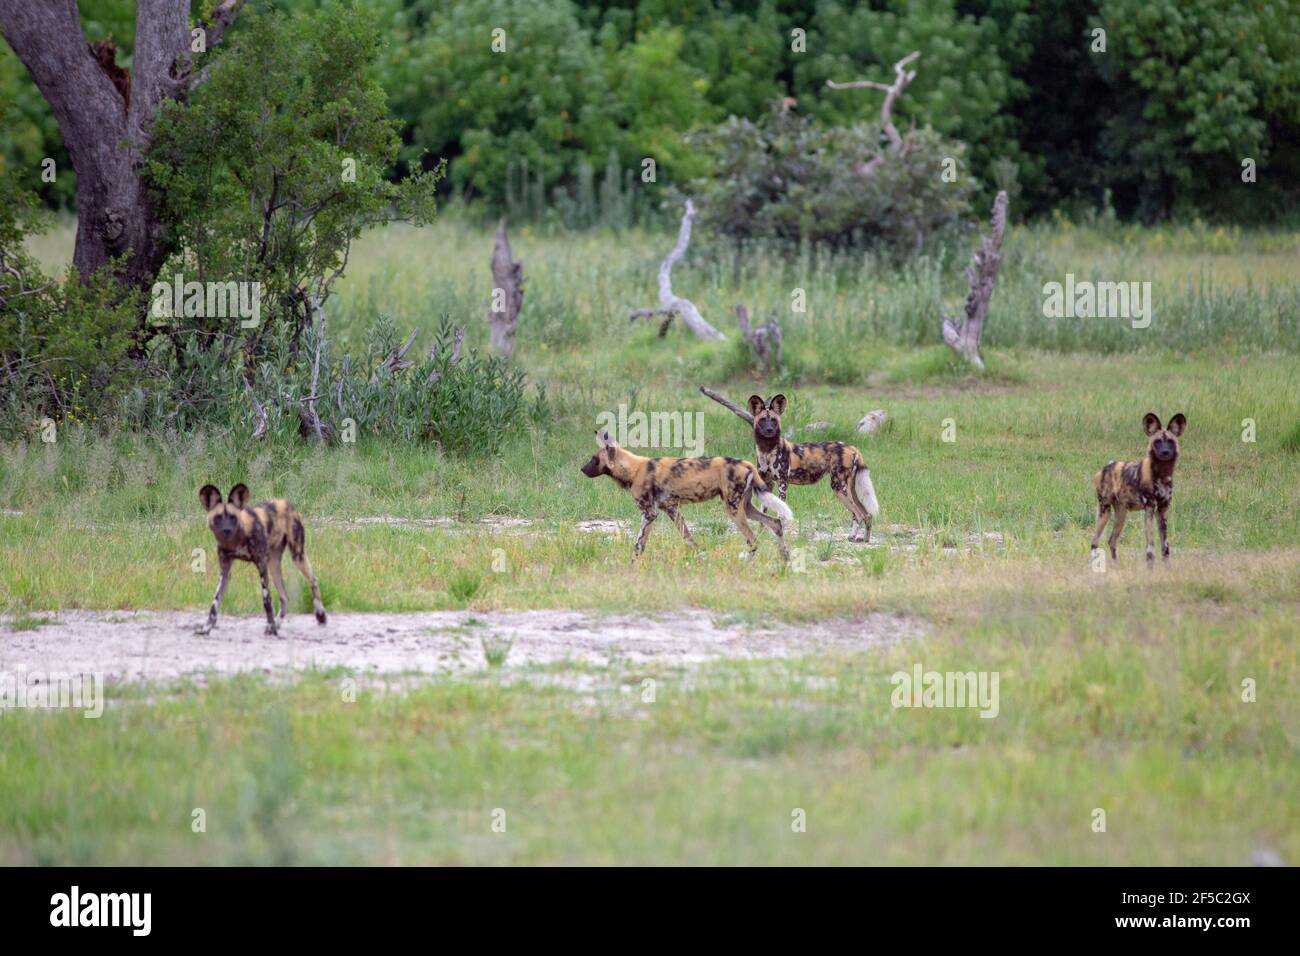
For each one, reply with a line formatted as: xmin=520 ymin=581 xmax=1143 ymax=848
xmin=684 ymin=104 xmax=976 ymax=257
xmin=0 ymin=181 xmax=139 ymax=436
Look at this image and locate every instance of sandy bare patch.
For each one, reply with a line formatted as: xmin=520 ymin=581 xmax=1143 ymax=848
xmin=0 ymin=608 xmax=920 ymax=685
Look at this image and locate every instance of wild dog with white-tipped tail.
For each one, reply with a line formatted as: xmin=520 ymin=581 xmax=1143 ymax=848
xmin=580 ymin=429 xmax=793 ymax=562
xmin=748 ymin=394 xmax=880 ymax=542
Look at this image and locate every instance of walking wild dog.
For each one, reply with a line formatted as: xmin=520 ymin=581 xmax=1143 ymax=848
xmin=197 ymin=484 xmax=327 ymax=636
xmin=579 ymin=429 xmax=794 ymax=561
xmin=1090 ymin=412 xmax=1186 ymax=564
xmin=747 ymin=394 xmax=879 ymax=542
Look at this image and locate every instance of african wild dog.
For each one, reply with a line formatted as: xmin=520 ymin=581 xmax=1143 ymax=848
xmin=748 ymin=394 xmax=879 ymax=542
xmin=1090 ymin=412 xmax=1186 ymax=564
xmin=197 ymin=484 xmax=327 ymax=636
xmin=580 ymin=429 xmax=794 ymax=561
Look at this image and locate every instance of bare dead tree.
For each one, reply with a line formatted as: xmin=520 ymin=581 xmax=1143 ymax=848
xmin=941 ymin=190 xmax=1009 ymax=370
xmin=629 ymin=200 xmax=726 ymax=341
xmin=827 ymin=50 xmax=920 ymax=177
xmin=0 ymin=1 xmax=247 ymax=299
xmin=735 ymin=305 xmax=782 ymax=373
xmin=487 ymin=219 xmax=524 ymax=358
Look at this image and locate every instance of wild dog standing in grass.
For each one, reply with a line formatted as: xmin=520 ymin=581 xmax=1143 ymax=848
xmin=197 ymin=484 xmax=327 ymax=636
xmin=579 ymin=429 xmax=794 ymax=562
xmin=748 ymin=394 xmax=879 ymax=542
xmin=1090 ymin=413 xmax=1186 ymax=565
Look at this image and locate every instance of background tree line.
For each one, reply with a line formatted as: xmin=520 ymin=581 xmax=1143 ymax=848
xmin=3 ymin=0 xmax=1298 ymax=226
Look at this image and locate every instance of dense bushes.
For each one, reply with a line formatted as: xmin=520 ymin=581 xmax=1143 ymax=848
xmin=1 ymin=5 xmax=541 ymax=454
xmin=5 ymin=0 xmax=1297 ymax=222
xmin=685 ymin=105 xmax=976 ymax=255
xmin=0 ymin=179 xmax=139 ymax=434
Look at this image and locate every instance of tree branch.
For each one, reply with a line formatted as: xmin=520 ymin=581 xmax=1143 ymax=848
xmin=629 ymin=200 xmax=726 ymax=341
xmin=699 ymin=385 xmax=754 ymax=424
xmin=826 ymin=50 xmax=920 ymax=157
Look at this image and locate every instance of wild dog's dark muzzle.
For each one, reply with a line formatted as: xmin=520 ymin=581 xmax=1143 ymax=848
xmin=1152 ymin=440 xmax=1177 ymax=461
xmin=755 ymin=419 xmax=780 ymax=440
xmin=580 ymin=455 xmax=603 ymax=478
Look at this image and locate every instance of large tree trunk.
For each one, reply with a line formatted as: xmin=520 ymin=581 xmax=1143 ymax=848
xmin=0 ymin=1 xmax=243 ymax=308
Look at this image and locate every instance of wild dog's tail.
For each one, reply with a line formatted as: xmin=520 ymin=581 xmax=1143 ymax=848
xmin=749 ymin=473 xmax=795 ymax=524
xmin=854 ymin=462 xmax=880 ymax=518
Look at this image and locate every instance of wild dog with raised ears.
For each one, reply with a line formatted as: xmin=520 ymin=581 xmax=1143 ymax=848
xmin=197 ymin=484 xmax=327 ymax=636
xmin=1090 ymin=413 xmax=1186 ymax=564
xmin=579 ymin=429 xmax=794 ymax=562
xmin=748 ymin=394 xmax=879 ymax=542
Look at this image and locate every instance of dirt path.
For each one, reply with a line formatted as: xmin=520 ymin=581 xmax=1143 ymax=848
xmin=0 ymin=609 xmax=920 ymax=685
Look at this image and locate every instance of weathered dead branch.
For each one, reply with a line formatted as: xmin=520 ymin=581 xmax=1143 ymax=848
xmin=827 ymin=51 xmax=920 ymax=176
xmin=629 ymin=200 xmax=726 ymax=341
xmin=381 ymin=329 xmax=419 ymax=374
xmin=941 ymin=190 xmax=1009 ymax=370
xmin=699 ymin=385 xmax=754 ymax=424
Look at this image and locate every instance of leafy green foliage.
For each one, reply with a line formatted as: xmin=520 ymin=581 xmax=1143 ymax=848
xmin=315 ymin=315 xmax=539 ymax=455
xmin=1097 ymin=0 xmax=1300 ymax=220
xmin=147 ymin=4 xmax=441 ymax=340
xmin=0 ymin=180 xmax=138 ymax=436
xmin=685 ymin=104 xmax=976 ymax=254
xmin=795 ymin=0 xmax=1033 ymax=211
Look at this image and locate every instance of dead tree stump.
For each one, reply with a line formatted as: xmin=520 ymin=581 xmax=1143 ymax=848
xmin=488 ymin=219 xmax=524 ymax=359
xmin=941 ymin=190 xmax=1009 ymax=370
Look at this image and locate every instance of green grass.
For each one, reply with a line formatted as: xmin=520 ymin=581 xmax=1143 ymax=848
xmin=2 ymin=220 xmax=1298 ymax=864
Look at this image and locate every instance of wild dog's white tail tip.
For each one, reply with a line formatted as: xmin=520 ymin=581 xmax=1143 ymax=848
xmin=754 ymin=487 xmax=795 ymax=524
xmin=855 ymin=466 xmax=880 ymax=517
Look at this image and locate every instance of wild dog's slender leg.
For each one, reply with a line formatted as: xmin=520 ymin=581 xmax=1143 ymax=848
xmin=632 ymin=508 xmax=657 ymax=561
xmin=726 ymin=500 xmax=760 ymax=557
xmin=196 ymin=552 xmax=233 ymax=635
xmin=269 ymin=549 xmax=290 ymax=620
xmin=1107 ymin=508 xmax=1128 ymax=562
xmin=661 ymin=504 xmax=695 ymax=546
xmin=1144 ymin=507 xmax=1157 ymax=565
xmin=288 ymin=518 xmax=327 ymax=624
xmin=831 ymin=480 xmax=868 ymax=543
xmin=257 ymin=560 xmax=278 ymax=636
xmin=1158 ymin=505 xmax=1170 ymax=561
xmin=745 ymin=500 xmax=788 ymax=560
xmin=289 ymin=552 xmax=326 ymax=624
xmin=1089 ymin=501 xmax=1112 ymax=552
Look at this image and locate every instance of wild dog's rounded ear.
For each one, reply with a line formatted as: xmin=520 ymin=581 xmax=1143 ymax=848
xmin=747 ymin=395 xmax=765 ymax=416
xmin=199 ymin=485 xmax=223 ymax=511
xmin=596 ymin=428 xmax=614 ymax=448
xmin=770 ymin=394 xmax=787 ymax=416
xmin=1167 ymin=413 xmax=1186 ymax=436
xmin=1143 ymin=413 xmax=1162 ymax=436
xmin=227 ymin=483 xmax=250 ymax=509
